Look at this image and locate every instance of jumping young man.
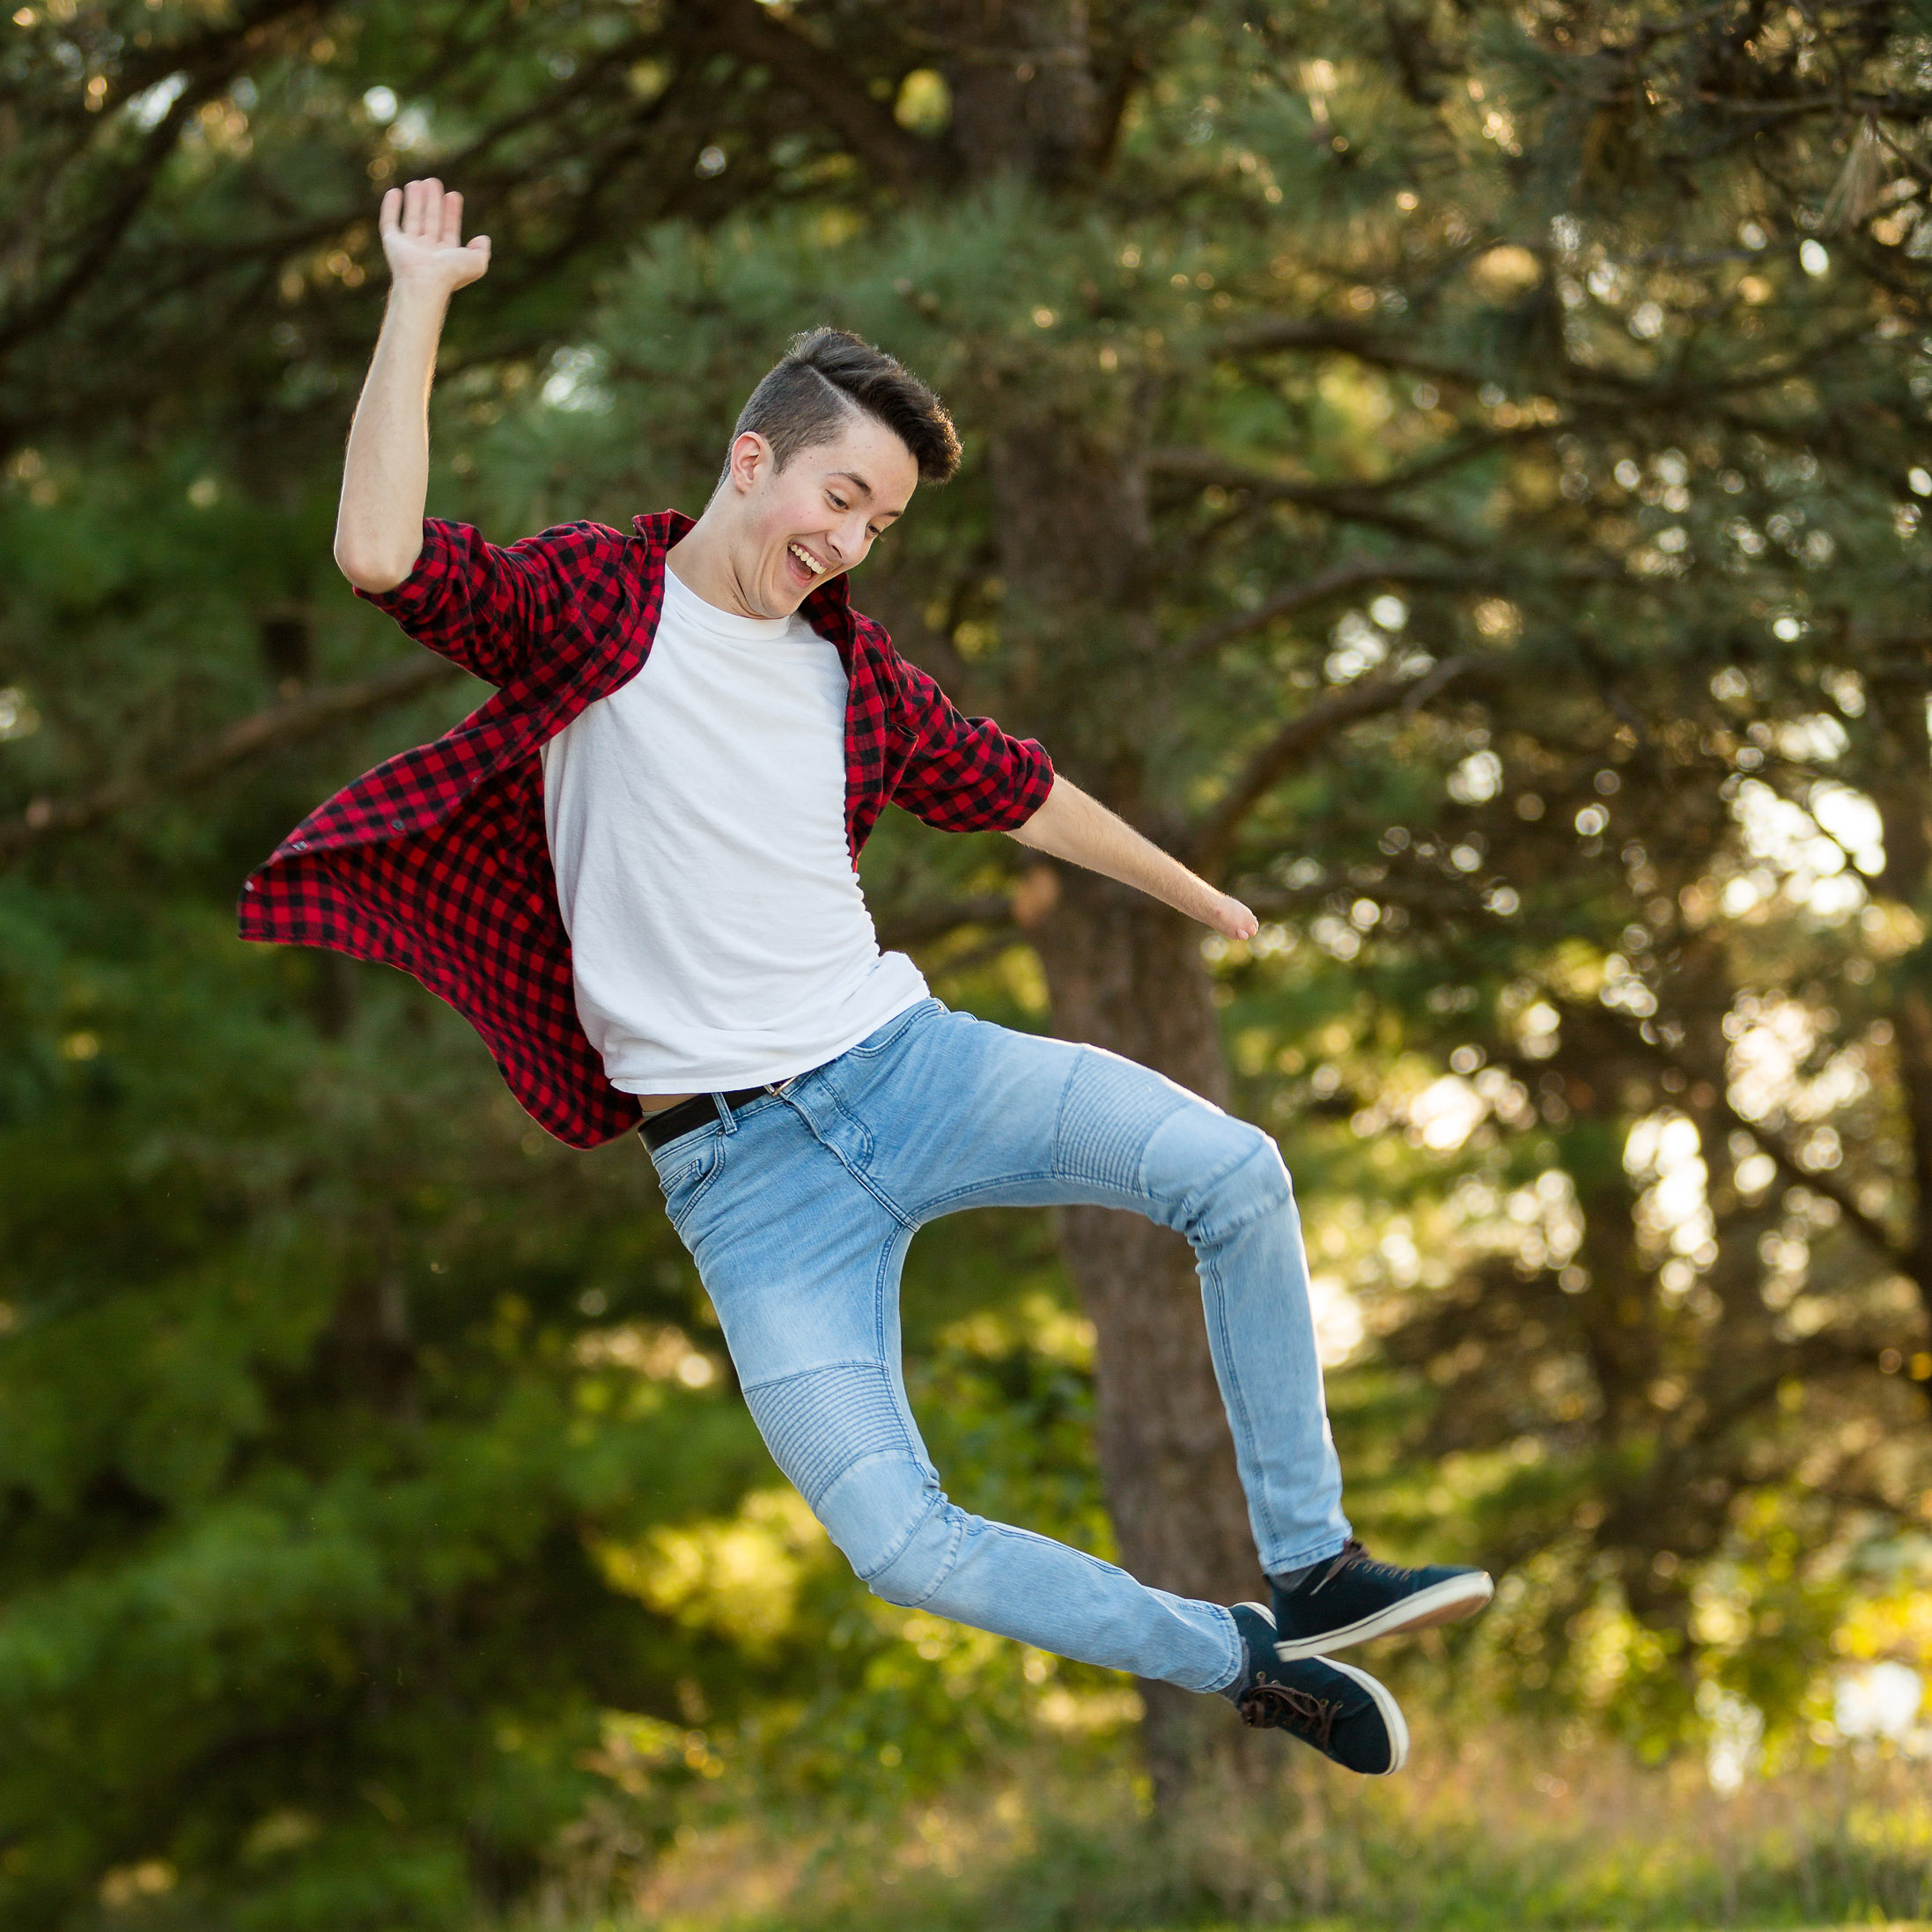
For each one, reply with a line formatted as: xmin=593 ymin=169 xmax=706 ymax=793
xmin=241 ymin=179 xmax=1493 ymax=1778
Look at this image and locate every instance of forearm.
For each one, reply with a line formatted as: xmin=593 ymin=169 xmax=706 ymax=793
xmin=333 ymin=285 xmax=447 ymax=592
xmin=1010 ymin=778 xmax=1257 ymax=940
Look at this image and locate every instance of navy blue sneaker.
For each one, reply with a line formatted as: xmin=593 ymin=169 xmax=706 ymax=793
xmin=1270 ymin=1539 xmax=1493 ymax=1661
xmin=1221 ymin=1603 xmax=1408 ymax=1774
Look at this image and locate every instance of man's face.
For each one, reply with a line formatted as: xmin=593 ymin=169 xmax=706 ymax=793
xmin=723 ymin=412 xmax=919 ymax=618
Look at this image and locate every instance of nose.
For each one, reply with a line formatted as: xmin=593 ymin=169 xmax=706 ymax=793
xmin=826 ymin=512 xmax=868 ymax=564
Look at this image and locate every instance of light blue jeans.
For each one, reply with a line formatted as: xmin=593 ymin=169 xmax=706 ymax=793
xmin=645 ymin=998 xmax=1350 ymax=1695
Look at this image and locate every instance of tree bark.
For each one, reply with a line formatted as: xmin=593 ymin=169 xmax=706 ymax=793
xmin=933 ymin=0 xmax=1268 ymax=1803
xmin=1869 ymin=665 xmax=1932 ymax=1412
xmin=925 ymin=0 xmax=1103 ymax=184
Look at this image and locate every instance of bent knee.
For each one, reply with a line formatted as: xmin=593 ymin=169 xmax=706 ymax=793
xmin=860 ymin=1500 xmax=963 ymax=1607
xmin=815 ymin=1453 xmax=961 ymax=1605
xmin=1218 ymin=1129 xmax=1292 ymax=1213
xmin=740 ymin=1362 xmax=967 ymax=1603
xmin=1147 ymin=1110 xmax=1291 ymax=1236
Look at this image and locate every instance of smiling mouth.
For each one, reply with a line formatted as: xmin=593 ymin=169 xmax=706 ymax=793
xmin=787 ymin=541 xmax=826 ymax=579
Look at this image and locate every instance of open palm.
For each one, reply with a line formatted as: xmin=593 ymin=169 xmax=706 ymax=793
xmin=379 ymin=177 xmax=490 ymax=296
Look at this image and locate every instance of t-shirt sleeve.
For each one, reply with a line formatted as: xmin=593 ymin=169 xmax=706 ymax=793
xmin=889 ymin=656 xmax=1055 ymax=833
xmin=355 ymin=519 xmax=623 ymax=688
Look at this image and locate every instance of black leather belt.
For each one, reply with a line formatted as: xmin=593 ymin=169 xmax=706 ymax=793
xmin=640 ymin=1086 xmax=772 ymax=1152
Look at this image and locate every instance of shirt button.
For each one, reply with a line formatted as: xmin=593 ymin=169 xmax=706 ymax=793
xmin=390 ymin=818 xmax=404 ymax=830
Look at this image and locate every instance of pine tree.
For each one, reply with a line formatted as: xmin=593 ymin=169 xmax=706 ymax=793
xmin=4 ymin=0 xmax=1932 ymax=1918
xmin=490 ymin=0 xmax=1932 ymax=1781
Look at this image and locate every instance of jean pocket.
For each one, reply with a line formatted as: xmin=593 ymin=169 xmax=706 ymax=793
xmin=844 ymin=998 xmax=942 ymax=1059
xmin=654 ymin=1135 xmax=725 ymax=1232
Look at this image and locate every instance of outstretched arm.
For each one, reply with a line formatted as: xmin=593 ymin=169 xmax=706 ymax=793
xmin=333 ymin=178 xmax=491 ymax=592
xmin=1010 ymin=777 xmax=1258 ymax=941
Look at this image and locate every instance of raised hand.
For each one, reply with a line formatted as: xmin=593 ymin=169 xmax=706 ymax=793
xmin=378 ymin=177 xmax=490 ymax=299
xmin=335 ymin=179 xmax=489 ymax=591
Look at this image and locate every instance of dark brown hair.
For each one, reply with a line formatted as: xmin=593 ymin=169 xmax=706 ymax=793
xmin=731 ymin=327 xmax=961 ymax=484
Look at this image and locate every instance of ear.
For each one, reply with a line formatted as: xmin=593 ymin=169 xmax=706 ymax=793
xmin=726 ymin=431 xmax=771 ymax=495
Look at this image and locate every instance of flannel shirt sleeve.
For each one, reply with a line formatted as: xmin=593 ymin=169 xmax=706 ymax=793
xmin=889 ymin=657 xmax=1055 ymax=833
xmin=355 ymin=518 xmax=623 ymax=687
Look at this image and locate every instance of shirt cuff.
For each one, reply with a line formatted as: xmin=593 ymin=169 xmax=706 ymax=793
xmin=351 ymin=519 xmax=461 ymax=626
xmin=991 ymin=741 xmax=1055 ymax=830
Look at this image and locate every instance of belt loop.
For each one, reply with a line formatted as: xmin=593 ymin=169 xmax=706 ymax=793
xmin=713 ymin=1091 xmax=740 ymax=1137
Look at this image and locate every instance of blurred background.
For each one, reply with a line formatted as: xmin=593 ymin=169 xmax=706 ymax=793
xmin=4 ymin=2 xmax=1931 ymax=1928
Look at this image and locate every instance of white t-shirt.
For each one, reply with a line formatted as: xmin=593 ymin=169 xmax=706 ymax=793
xmin=539 ymin=564 xmax=928 ymax=1095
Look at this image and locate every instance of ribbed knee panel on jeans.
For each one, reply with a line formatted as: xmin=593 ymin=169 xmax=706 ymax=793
xmin=1055 ymin=1048 xmax=1191 ymax=1194
xmin=741 ymin=1362 xmax=948 ymax=1598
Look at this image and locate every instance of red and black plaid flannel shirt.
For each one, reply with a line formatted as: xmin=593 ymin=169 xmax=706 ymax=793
xmin=238 ymin=509 xmax=1053 ymax=1147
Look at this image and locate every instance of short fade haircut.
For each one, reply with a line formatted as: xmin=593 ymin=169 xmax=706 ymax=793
xmin=729 ymin=326 xmax=961 ymax=485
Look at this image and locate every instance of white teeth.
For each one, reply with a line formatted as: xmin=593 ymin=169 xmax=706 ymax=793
xmin=789 ymin=542 xmax=824 ymax=576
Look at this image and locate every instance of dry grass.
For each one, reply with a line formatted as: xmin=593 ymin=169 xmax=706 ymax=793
xmin=515 ymin=1704 xmax=1932 ymax=1931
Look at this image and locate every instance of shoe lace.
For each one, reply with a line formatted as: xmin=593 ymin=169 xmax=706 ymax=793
xmin=1236 ymin=1681 xmax=1342 ymax=1746
xmin=1305 ymin=1537 xmax=1400 ymax=1595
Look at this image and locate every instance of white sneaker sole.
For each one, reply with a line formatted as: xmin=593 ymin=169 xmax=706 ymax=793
xmin=1236 ymin=1603 xmax=1410 ymax=1776
xmin=1271 ymin=1570 xmax=1495 ymax=1662
xmin=1324 ymin=1653 xmax=1410 ymax=1774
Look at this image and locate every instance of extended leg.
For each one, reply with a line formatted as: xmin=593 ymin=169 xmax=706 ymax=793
xmin=828 ymin=1007 xmax=1353 ymax=1575
xmin=741 ymin=1336 xmax=1403 ymax=1772
xmin=653 ymin=1082 xmax=1244 ymax=1693
xmin=740 ymin=1308 xmax=1243 ymax=1693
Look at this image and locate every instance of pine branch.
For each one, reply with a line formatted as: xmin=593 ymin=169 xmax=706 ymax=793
xmin=1170 ymin=557 xmax=1493 ymax=665
xmin=1750 ymin=1127 xmax=1908 ymax=1276
xmin=1214 ymin=313 xmax=1877 ymax=428
xmin=1676 ymin=1035 xmax=1910 ymax=1278
xmin=1703 ymin=88 xmax=1932 ymax=123
xmin=0 ymin=656 xmax=460 ymax=864
xmin=0 ymin=0 xmax=316 ymax=358
xmin=1550 ymin=990 xmax=1914 ymax=1279
xmin=692 ymin=0 xmax=937 ymax=189
xmin=1147 ymin=447 xmax=1482 ymax=551
xmin=1190 ymin=655 xmax=1481 ymax=877
xmin=1212 ymin=315 xmax=1471 ymax=384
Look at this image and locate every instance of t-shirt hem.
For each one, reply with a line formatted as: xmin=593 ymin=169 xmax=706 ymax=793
xmin=605 ymin=985 xmax=934 ymax=1096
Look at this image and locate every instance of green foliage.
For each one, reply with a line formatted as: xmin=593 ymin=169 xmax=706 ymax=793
xmin=6 ymin=1 xmax=1932 ymax=1926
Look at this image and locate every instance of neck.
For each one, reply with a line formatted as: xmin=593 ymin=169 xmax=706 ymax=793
xmin=667 ymin=498 xmax=765 ymax=620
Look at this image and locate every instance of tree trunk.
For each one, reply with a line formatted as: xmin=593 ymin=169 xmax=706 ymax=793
xmin=927 ymin=0 xmax=1103 ymax=185
xmin=970 ymin=395 xmax=1269 ymax=1803
xmin=1869 ymin=667 xmax=1932 ymax=1411
xmin=1033 ymin=867 xmax=1270 ymax=1803
xmin=930 ymin=0 xmax=1268 ymax=1803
